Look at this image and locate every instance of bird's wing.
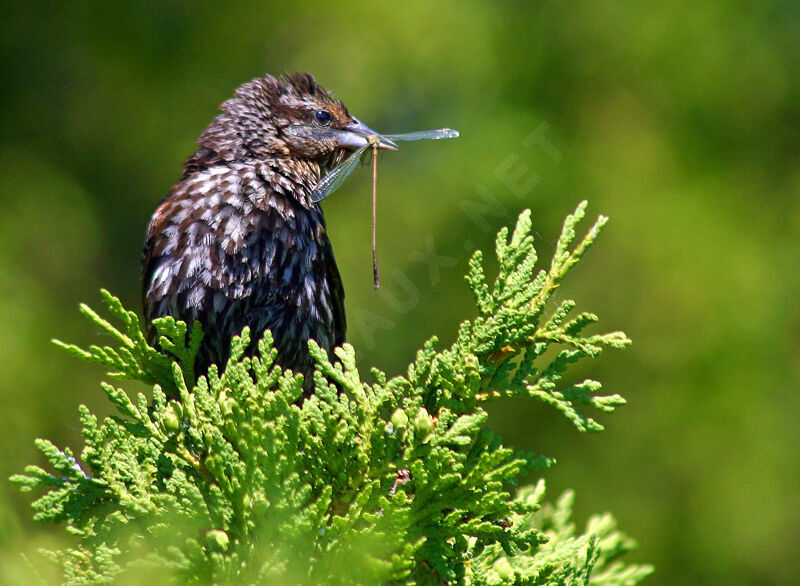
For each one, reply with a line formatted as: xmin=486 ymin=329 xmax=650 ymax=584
xmin=143 ymin=148 xmax=228 ymax=336
xmin=142 ymin=171 xmax=215 ymax=341
xmin=142 ymin=201 xmax=171 ymax=339
xmin=321 ymin=234 xmax=347 ymax=347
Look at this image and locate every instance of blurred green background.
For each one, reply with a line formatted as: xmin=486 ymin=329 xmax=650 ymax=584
xmin=2 ymin=1 xmax=799 ymax=583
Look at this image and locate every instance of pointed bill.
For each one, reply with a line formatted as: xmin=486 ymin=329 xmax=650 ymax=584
xmin=300 ymin=125 xmax=459 ymax=202
xmin=286 ymin=124 xmax=397 ymax=151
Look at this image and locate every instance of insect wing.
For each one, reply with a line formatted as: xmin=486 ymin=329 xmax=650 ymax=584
xmin=383 ymin=128 xmax=460 ymax=142
xmin=311 ymin=145 xmax=369 ymax=202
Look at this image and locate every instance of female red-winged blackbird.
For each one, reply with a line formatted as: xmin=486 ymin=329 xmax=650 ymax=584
xmin=142 ymin=73 xmax=393 ymax=384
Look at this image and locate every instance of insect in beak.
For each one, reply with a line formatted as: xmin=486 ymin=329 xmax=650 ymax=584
xmin=339 ymin=119 xmax=398 ymax=151
xmin=286 ymin=122 xmax=459 ymax=289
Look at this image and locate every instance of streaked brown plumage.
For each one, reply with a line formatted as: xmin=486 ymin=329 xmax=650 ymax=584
xmin=142 ymin=73 xmax=389 ymax=384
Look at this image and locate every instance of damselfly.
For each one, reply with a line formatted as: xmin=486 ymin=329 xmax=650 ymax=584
xmin=287 ymin=124 xmax=459 ymax=287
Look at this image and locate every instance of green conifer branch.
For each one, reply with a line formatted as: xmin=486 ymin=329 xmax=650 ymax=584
xmin=12 ymin=201 xmax=652 ymax=584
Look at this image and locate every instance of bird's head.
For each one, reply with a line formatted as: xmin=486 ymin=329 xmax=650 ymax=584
xmin=198 ymin=73 xmax=395 ymax=167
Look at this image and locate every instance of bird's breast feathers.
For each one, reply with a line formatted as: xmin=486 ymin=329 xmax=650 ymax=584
xmin=144 ymin=162 xmax=332 ymax=313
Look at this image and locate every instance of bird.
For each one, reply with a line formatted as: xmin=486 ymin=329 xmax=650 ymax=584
xmin=142 ymin=73 xmax=395 ymax=386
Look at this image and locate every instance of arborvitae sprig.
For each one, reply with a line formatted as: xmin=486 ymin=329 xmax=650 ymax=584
xmin=12 ymin=202 xmax=653 ymax=584
xmin=52 ymin=290 xmax=204 ymax=393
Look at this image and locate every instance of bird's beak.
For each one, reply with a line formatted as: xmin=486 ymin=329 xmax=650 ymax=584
xmin=337 ymin=119 xmax=398 ymax=151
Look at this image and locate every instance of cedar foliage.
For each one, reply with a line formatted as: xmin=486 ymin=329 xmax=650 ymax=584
xmin=12 ymin=202 xmax=653 ymax=584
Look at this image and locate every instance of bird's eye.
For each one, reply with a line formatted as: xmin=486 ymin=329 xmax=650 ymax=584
xmin=314 ymin=110 xmax=332 ymax=126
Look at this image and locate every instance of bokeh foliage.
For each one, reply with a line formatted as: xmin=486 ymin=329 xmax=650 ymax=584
xmin=2 ymin=1 xmax=799 ymax=584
